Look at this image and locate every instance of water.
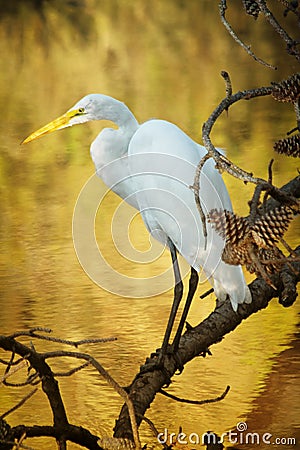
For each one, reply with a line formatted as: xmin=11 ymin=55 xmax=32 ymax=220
xmin=0 ymin=1 xmax=299 ymax=448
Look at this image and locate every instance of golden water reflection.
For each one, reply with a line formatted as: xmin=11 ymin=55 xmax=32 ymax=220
xmin=0 ymin=1 xmax=299 ymax=449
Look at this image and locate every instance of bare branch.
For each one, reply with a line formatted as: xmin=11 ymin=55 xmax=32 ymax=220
xmin=201 ymin=83 xmax=273 ymax=183
xmin=221 ymin=70 xmax=233 ymax=99
xmin=219 ymin=0 xmax=276 ymax=68
xmin=9 ymin=328 xmax=116 ymax=348
xmin=190 ymin=152 xmax=211 ymax=248
xmin=53 ymin=361 xmax=90 ymax=377
xmin=159 ymin=385 xmax=230 ymax=405
xmin=0 ymin=360 xmax=28 ymax=383
xmin=9 ymin=327 xmax=52 ymax=338
xmin=1 ymin=388 xmax=38 ymax=420
xmin=256 ymin=0 xmax=300 ymax=59
xmin=199 ymin=77 xmax=300 ymax=211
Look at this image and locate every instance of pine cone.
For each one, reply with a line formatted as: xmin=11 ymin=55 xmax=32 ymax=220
xmin=274 ymin=134 xmax=300 ymax=158
xmin=271 ymin=73 xmax=300 ymax=103
xmin=259 ymin=247 xmax=285 ymax=274
xmin=208 ymin=205 xmax=294 ymax=286
xmin=207 ymin=209 xmax=249 ymax=244
xmin=222 ymin=242 xmax=251 ymax=266
xmin=252 ymin=206 xmax=294 ymax=247
xmin=242 ymin=0 xmax=260 ymax=18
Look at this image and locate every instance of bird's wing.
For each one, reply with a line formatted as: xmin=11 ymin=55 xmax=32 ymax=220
xmin=128 ymin=119 xmax=251 ymax=309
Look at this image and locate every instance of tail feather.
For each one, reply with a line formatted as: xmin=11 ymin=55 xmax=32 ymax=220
xmin=212 ymin=262 xmax=252 ymax=312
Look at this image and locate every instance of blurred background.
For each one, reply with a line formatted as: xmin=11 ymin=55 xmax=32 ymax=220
xmin=0 ymin=1 xmax=299 ymax=448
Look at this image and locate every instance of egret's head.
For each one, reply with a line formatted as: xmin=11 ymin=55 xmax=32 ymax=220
xmin=21 ymin=94 xmax=117 ymax=144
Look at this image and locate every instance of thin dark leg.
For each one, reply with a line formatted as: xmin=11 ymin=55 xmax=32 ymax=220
xmin=172 ymin=267 xmax=199 ymax=352
xmin=160 ymin=238 xmax=184 ymax=356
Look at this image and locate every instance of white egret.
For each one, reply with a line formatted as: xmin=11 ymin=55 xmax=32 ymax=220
xmin=22 ymin=94 xmax=251 ymax=357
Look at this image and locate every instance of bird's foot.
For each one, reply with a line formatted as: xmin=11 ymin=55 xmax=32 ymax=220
xmin=139 ymin=345 xmax=184 ymax=385
xmin=139 ymin=349 xmax=172 ymax=386
xmin=140 ymin=349 xmax=163 ymax=372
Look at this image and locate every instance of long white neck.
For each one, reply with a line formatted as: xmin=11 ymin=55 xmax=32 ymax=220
xmin=90 ymin=95 xmax=138 ymax=158
xmin=107 ymin=98 xmax=139 ymax=134
xmin=90 ymin=97 xmax=140 ymax=208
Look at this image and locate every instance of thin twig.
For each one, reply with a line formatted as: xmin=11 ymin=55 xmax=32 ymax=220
xmin=1 ymin=388 xmax=38 ymax=420
xmin=201 ymin=81 xmax=300 ymax=210
xmin=158 ymin=385 xmax=230 ymax=405
xmin=249 ymin=184 xmax=264 ymax=222
xmin=219 ymin=0 xmax=276 ymax=69
xmin=262 ymin=159 xmax=274 ymax=208
xmin=262 ymin=256 xmax=300 ymax=265
xmin=3 ymin=374 xmax=40 ymax=388
xmin=190 ymin=152 xmax=211 ymax=249
xmin=0 ymin=356 xmax=27 ymax=366
xmin=9 ymin=327 xmax=52 ymax=338
xmin=53 ymin=361 xmax=90 ymax=377
xmin=249 ymin=245 xmax=276 ymax=288
xmin=221 ymin=70 xmax=233 ymax=98
xmin=199 ymin=287 xmax=214 ymax=299
xmin=9 ymin=329 xmax=117 ymax=347
xmin=136 ymin=415 xmax=169 ymax=450
xmin=279 ymin=236 xmax=299 ymax=257
xmin=1 ymin=360 xmax=28 ymax=383
xmin=256 ymin=0 xmax=300 ymax=60
xmin=15 ymin=432 xmax=28 ymax=450
xmin=2 ymin=362 xmax=40 ymax=388
xmin=202 ymin=84 xmax=273 ymax=183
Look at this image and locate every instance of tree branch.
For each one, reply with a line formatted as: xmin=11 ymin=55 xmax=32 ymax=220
xmin=256 ymin=0 xmax=300 ymax=60
xmin=220 ymin=0 xmax=300 ymax=64
xmin=0 ymin=389 xmax=38 ymax=420
xmin=158 ymin=385 xmax=230 ymax=405
xmin=219 ymin=0 xmax=276 ymax=69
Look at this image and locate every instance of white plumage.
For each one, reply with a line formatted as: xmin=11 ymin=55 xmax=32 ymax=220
xmin=22 ymin=93 xmax=251 ymax=311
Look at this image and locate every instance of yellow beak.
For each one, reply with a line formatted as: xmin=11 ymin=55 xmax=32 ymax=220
xmin=21 ymin=109 xmax=83 ymax=144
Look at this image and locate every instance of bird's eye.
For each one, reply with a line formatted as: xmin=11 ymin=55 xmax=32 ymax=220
xmin=78 ymin=108 xmax=85 ymax=114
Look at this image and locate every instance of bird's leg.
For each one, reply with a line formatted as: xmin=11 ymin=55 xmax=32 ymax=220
xmin=172 ymin=267 xmax=199 ymax=355
xmin=159 ymin=239 xmax=184 ymax=357
xmin=140 ymin=239 xmax=183 ymax=379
